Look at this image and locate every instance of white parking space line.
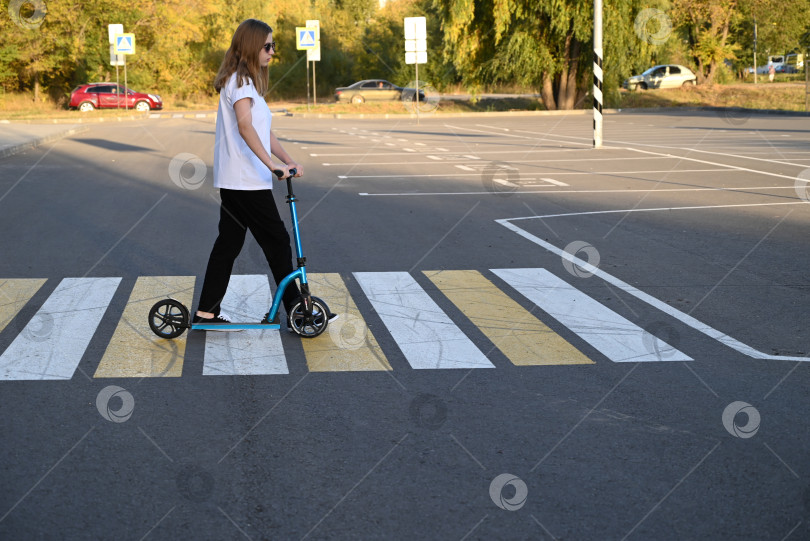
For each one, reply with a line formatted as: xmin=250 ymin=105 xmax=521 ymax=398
xmin=341 ymin=168 xmax=735 ymax=179
xmin=0 ymin=277 xmax=121 ymax=380
xmin=492 ymin=268 xmax=692 ymax=362
xmin=311 ymin=148 xmax=587 ymax=157
xmin=354 ymin=272 xmax=494 ymax=370
xmin=203 ymin=275 xmax=288 ymax=376
xmin=322 ymin=156 xmax=665 ymax=167
xmin=496 ymin=202 xmax=810 ymax=362
xmin=540 ymin=178 xmax=569 ymax=186
xmin=359 ymin=186 xmax=800 ymax=197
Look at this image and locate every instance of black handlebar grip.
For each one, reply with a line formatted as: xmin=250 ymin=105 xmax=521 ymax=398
xmin=273 ymin=168 xmax=297 ymax=179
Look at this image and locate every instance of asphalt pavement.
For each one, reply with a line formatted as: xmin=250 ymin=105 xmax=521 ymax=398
xmin=1 ymin=109 xmax=809 ymax=540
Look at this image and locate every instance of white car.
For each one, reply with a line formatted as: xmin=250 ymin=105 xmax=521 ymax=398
xmin=623 ymin=65 xmax=697 ymax=91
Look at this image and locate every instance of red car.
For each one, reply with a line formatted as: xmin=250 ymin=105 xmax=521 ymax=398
xmin=69 ymin=83 xmax=163 ymax=112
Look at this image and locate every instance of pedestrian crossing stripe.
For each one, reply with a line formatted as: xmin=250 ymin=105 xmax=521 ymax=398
xmin=355 ymin=271 xmax=495 ymax=370
xmin=0 ymin=270 xmax=692 ymax=381
xmin=0 ymin=279 xmax=47 ymax=334
xmin=94 ymin=276 xmax=194 ymax=378
xmin=0 ymin=278 xmax=120 ymax=380
xmin=300 ymin=273 xmax=390 ymax=372
xmin=425 ymin=270 xmax=593 ymax=366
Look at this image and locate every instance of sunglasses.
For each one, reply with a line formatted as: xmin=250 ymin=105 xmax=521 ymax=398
xmin=262 ymin=42 xmax=276 ymax=53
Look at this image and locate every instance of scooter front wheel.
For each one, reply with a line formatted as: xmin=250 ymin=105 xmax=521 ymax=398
xmin=288 ymin=297 xmax=329 ymax=338
xmin=148 ymin=299 xmax=189 ymax=339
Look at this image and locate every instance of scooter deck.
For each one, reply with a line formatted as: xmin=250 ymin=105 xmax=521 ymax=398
xmin=192 ymin=323 xmax=281 ymax=331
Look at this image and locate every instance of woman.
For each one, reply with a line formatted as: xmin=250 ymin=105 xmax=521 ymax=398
xmin=194 ymin=19 xmax=307 ymax=329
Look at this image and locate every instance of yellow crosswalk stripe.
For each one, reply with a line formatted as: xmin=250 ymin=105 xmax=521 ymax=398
xmin=0 ymin=279 xmax=47 ymax=334
xmin=425 ymin=270 xmax=594 ymax=365
xmin=94 ymin=276 xmax=195 ymax=378
xmin=301 ymin=273 xmax=391 ymax=371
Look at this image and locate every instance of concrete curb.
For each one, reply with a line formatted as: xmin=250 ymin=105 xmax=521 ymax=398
xmin=0 ymin=125 xmax=90 ymax=160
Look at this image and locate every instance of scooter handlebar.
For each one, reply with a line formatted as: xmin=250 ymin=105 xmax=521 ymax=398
xmin=273 ymin=167 xmax=297 ymax=179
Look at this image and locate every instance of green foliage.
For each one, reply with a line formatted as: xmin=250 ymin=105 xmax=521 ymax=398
xmin=2 ymin=0 xmax=806 ymax=106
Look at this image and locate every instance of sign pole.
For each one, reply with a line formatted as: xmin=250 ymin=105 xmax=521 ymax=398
xmin=415 ymin=62 xmax=420 ymax=125
xmin=116 ymin=65 xmax=120 ymax=109
xmin=313 ymin=61 xmax=316 ymax=105
xmin=593 ymin=0 xmax=603 ymax=148
xmin=306 ymin=59 xmax=310 ymax=111
xmin=123 ymin=56 xmax=128 ymax=111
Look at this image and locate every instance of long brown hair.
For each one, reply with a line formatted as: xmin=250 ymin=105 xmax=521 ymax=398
xmin=214 ymin=19 xmax=272 ymax=96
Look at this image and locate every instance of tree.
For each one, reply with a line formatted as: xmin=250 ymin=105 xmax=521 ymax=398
xmin=671 ymin=0 xmax=743 ymax=83
xmin=432 ymin=0 xmax=659 ymax=110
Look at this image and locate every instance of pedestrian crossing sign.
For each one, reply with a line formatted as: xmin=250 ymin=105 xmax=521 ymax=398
xmin=114 ymin=33 xmax=135 ymax=55
xmin=296 ymin=27 xmax=317 ymax=50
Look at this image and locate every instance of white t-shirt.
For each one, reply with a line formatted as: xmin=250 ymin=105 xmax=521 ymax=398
xmin=213 ymin=72 xmax=274 ymax=190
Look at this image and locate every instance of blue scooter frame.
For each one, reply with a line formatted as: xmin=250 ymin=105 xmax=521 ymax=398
xmin=148 ymin=168 xmax=331 ymax=338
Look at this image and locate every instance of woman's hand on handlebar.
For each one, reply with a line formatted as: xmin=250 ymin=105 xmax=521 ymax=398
xmin=286 ymin=162 xmax=303 ymax=178
xmin=271 ymin=162 xmax=303 ymax=179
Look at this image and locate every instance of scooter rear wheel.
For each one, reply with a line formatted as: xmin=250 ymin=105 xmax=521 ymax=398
xmin=148 ymin=299 xmax=189 ymax=339
xmin=288 ymin=297 xmax=329 ymax=338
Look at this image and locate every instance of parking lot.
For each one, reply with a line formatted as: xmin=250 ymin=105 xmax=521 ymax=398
xmin=0 ymin=109 xmax=808 ymax=539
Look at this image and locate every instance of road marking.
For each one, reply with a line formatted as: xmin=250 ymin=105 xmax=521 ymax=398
xmin=445 ymin=123 xmax=593 ymax=147
xmin=321 ymin=156 xmax=663 ymax=167
xmin=0 ymin=279 xmax=46 ymax=334
xmin=425 ymin=270 xmax=593 ymax=365
xmin=491 ymin=269 xmax=692 ymax=363
xmin=354 ymin=272 xmax=494 ymax=369
xmin=342 ymin=168 xmax=734 ymax=179
xmin=94 ymin=276 xmax=194 ymax=378
xmin=508 ymin=128 xmax=810 ymax=171
xmin=203 ymin=275 xmax=288 ymax=376
xmin=310 ymin=148 xmax=586 ymax=157
xmin=300 ymin=273 xmax=391 ymax=372
xmin=455 ymin=165 xmax=475 ymax=171
xmin=496 ymin=211 xmax=810 ymax=362
xmin=541 ymin=178 xmax=569 ymax=186
xmin=358 ymin=186 xmax=800 ymax=197
xmin=0 ymin=278 xmax=121 ymax=380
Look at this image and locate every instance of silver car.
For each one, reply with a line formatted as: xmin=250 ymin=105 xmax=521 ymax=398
xmin=623 ymin=65 xmax=697 ymax=91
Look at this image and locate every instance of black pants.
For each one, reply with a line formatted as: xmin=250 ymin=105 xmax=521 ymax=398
xmin=197 ymin=188 xmax=300 ymax=316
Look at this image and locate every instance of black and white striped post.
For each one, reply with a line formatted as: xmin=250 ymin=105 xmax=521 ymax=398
xmin=593 ymin=0 xmax=603 ymax=148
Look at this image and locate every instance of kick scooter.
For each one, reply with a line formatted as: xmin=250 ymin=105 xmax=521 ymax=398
xmin=147 ymin=168 xmax=332 ymax=339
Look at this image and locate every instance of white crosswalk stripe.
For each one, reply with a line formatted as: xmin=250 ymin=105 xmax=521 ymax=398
xmin=354 ymin=271 xmax=495 ymax=369
xmin=0 ymin=277 xmax=121 ymax=380
xmin=202 ymin=275 xmax=288 ymax=376
xmin=492 ymin=268 xmax=692 ymax=362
